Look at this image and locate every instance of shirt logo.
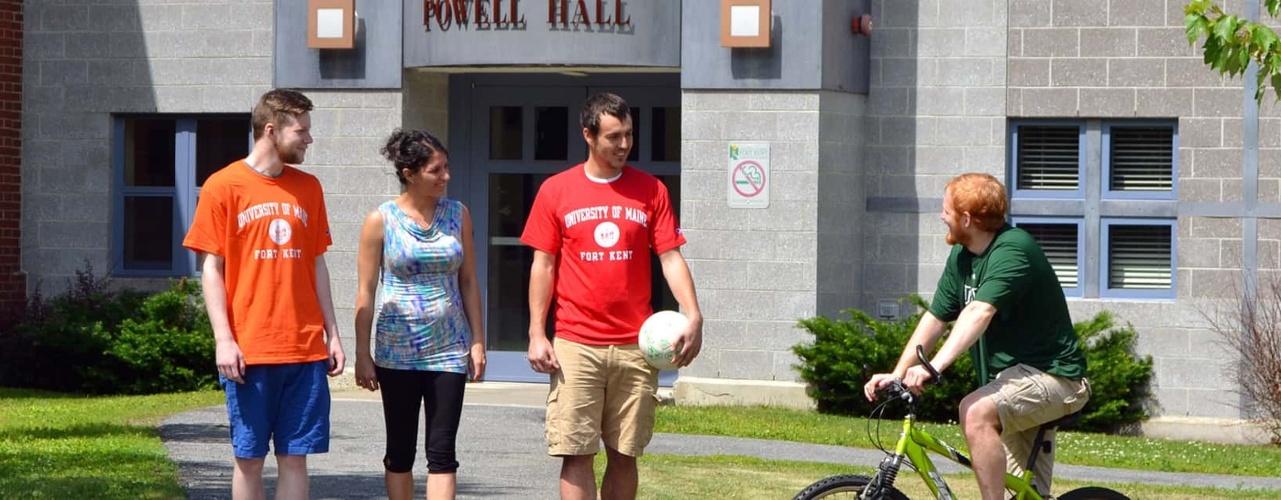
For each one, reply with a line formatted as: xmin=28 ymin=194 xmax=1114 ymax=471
xmin=594 ymin=221 xmax=620 ymax=248
xmin=269 ymin=219 xmax=293 ymax=245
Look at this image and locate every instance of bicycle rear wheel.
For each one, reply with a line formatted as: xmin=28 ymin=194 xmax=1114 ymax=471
xmin=793 ymin=474 xmax=909 ymax=500
xmin=1057 ymin=486 xmax=1130 ymax=500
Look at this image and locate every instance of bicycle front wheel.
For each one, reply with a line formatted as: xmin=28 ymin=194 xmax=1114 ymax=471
xmin=793 ymin=474 xmax=909 ymax=500
xmin=1057 ymin=486 xmax=1131 ymax=500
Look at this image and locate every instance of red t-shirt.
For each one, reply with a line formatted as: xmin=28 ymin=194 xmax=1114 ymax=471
xmin=182 ymin=161 xmax=333 ymax=365
xmin=520 ymin=165 xmax=686 ymax=345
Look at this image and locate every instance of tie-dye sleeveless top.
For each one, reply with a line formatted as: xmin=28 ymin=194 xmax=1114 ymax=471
xmin=374 ymin=198 xmax=470 ymax=373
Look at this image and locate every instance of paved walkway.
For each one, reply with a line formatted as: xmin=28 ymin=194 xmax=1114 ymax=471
xmin=160 ymin=382 xmax=1281 ymax=499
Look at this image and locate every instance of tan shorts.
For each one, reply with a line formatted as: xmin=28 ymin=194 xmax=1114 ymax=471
xmin=545 ymin=338 xmax=660 ymax=457
xmin=973 ymin=364 xmax=1090 ymax=495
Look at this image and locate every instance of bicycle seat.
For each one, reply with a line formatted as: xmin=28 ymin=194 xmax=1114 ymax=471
xmin=1039 ymin=409 xmax=1084 ymax=430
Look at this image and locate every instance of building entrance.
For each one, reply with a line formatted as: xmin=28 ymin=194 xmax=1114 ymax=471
xmin=462 ymin=75 xmax=682 ymax=384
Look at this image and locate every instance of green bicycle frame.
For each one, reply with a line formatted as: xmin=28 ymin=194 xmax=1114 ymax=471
xmin=889 ymin=414 xmax=1044 ymax=500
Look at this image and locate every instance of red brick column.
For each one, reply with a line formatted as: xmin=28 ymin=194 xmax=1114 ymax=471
xmin=0 ymin=1 xmax=22 ymax=316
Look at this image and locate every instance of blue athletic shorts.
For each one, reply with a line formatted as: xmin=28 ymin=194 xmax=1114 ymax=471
xmin=221 ymin=360 xmax=331 ymax=458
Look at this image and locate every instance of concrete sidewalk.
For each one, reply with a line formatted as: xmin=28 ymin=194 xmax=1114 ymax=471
xmin=161 ymin=382 xmax=1281 ymax=499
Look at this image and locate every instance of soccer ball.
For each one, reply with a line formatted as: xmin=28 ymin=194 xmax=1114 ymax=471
xmin=639 ymin=310 xmax=688 ymax=371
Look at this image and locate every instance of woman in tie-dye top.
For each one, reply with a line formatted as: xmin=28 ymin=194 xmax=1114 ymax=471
xmin=353 ymin=128 xmax=486 ymax=500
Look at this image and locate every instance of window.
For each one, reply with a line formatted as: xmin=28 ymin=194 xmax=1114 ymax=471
xmin=1009 ymin=120 xmax=1178 ymax=299
xmin=1009 ymin=218 xmax=1083 ymax=296
xmin=114 ymin=115 xmax=251 ymax=276
xmin=1012 ymin=124 xmax=1083 ymax=196
xmin=1102 ymin=220 xmax=1176 ymax=298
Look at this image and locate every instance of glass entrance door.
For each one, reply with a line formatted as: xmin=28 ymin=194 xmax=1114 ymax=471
xmin=473 ymin=84 xmax=682 ymax=384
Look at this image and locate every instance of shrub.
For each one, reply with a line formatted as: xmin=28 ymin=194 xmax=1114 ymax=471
xmin=87 ymin=278 xmax=217 ymax=394
xmin=1073 ymin=312 xmax=1155 ymax=433
xmin=0 ymin=262 xmax=216 ymax=394
xmin=792 ymin=296 xmax=976 ymax=421
xmin=1203 ymin=280 xmax=1281 ymax=444
xmin=793 ymin=296 xmax=1154 ymax=434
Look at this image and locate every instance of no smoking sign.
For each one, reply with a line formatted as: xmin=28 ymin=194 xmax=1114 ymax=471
xmin=727 ymin=142 xmax=770 ymax=209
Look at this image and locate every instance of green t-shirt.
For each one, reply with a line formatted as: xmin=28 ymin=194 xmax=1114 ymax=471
xmin=927 ymin=225 xmax=1086 ymax=382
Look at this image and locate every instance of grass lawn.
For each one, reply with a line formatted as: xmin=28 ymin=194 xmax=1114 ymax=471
xmin=654 ymin=405 xmax=1281 ymax=478
xmin=0 ymin=388 xmax=223 ymax=499
xmin=600 ymin=454 xmax=1281 ymax=499
xmin=3 ymin=389 xmax=1278 ymax=499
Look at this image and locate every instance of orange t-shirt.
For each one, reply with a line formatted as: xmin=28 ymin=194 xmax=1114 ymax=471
xmin=183 ymin=161 xmax=333 ymax=365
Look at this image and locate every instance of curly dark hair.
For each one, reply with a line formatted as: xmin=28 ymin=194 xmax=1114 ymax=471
xmin=380 ymin=128 xmax=448 ymax=186
xmin=580 ymin=92 xmax=630 ymax=137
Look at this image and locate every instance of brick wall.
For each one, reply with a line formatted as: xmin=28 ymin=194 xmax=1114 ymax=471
xmin=0 ymin=0 xmax=22 ymax=315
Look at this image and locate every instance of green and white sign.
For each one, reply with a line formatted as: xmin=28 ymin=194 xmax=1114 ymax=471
xmin=727 ymin=142 xmax=769 ymax=209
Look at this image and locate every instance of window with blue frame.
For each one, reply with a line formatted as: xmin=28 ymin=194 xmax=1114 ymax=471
xmin=114 ymin=114 xmax=251 ymax=276
xmin=1009 ymin=120 xmax=1178 ymax=299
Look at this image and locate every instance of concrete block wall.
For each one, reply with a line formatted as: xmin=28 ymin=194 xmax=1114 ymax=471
xmin=401 ymin=70 xmax=450 ymax=147
xmin=21 ymin=0 xmax=274 ymax=291
xmin=814 ymin=90 xmax=867 ymax=368
xmin=1006 ymin=0 xmax=1242 ymax=419
xmin=303 ymin=91 xmax=404 ymax=346
xmin=19 ymin=0 xmax=403 ymax=351
xmin=680 ymin=90 xmax=824 ymax=382
xmin=862 ymin=0 xmax=1009 ymax=310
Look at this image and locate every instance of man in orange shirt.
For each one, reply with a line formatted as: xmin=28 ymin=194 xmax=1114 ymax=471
xmin=183 ymin=88 xmax=346 ymax=500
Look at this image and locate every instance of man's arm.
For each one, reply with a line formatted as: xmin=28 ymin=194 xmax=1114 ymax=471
xmin=200 ymin=253 xmax=244 ymax=383
xmin=928 ymin=300 xmax=997 ymax=373
xmin=657 ymin=248 xmax=703 ymax=367
xmin=899 ymin=301 xmax=997 ymax=393
xmin=864 ymin=310 xmax=949 ymax=400
xmin=890 ymin=311 xmax=951 ymax=377
xmin=315 ymin=255 xmax=346 ymax=376
xmin=526 ymin=250 xmax=559 ymax=373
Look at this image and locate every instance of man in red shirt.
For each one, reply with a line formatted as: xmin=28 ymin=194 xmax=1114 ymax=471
xmin=522 ymin=92 xmax=704 ymax=500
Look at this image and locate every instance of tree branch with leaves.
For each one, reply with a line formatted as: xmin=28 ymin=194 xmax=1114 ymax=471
xmin=1185 ymin=0 xmax=1281 ymax=101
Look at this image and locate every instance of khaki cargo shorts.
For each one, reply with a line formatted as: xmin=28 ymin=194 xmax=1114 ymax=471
xmin=973 ymin=363 xmax=1090 ymax=495
xmin=545 ymin=337 xmax=660 ymax=458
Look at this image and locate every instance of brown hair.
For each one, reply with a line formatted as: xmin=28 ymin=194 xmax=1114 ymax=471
xmin=252 ymin=89 xmax=314 ymax=140
xmin=579 ymin=92 xmax=630 ymax=137
xmin=946 ymin=173 xmax=1008 ymax=232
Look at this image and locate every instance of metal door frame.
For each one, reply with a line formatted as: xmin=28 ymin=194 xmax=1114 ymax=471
xmin=449 ymin=73 xmax=683 ymax=384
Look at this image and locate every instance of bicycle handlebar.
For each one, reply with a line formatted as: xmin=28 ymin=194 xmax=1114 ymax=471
xmin=914 ymin=345 xmax=943 ymax=385
xmin=875 ymin=345 xmax=946 ymax=404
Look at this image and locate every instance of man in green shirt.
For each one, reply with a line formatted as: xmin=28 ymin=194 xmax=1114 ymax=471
xmin=864 ymin=173 xmax=1088 ymax=499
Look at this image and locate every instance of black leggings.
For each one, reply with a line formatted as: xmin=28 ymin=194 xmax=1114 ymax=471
xmin=375 ymin=367 xmax=467 ymax=473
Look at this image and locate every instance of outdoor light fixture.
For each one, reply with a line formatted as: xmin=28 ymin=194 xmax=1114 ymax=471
xmin=851 ymin=13 xmax=872 ymax=37
xmin=720 ymin=0 xmax=771 ymax=48
xmin=308 ymin=0 xmax=356 ymax=49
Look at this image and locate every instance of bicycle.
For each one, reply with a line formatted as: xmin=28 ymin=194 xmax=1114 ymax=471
xmin=793 ymin=346 xmax=1129 ymax=500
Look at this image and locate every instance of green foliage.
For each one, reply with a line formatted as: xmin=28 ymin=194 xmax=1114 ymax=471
xmin=792 ymin=297 xmax=1154 ymax=433
xmin=791 ymin=296 xmax=975 ymax=421
xmin=0 ymin=263 xmax=216 ymax=395
xmin=1185 ymin=0 xmax=1281 ymax=102
xmin=1073 ymin=312 xmax=1155 ymax=432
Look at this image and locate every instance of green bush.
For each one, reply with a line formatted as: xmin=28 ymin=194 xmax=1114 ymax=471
xmin=0 ymin=263 xmax=216 ymax=395
xmin=1074 ymin=312 xmax=1155 ymax=432
xmin=792 ymin=296 xmax=1154 ymax=434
